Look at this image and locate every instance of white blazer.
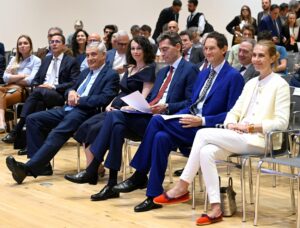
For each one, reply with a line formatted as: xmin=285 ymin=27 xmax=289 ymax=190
xmin=224 ymin=73 xmax=290 ymax=148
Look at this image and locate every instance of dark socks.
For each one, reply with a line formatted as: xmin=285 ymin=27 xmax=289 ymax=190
xmin=130 ymin=170 xmax=148 ymax=183
xmin=108 ymin=169 xmax=118 ymax=187
xmin=13 ymin=117 xmax=25 ymax=134
xmin=86 ymin=158 xmax=100 ymax=176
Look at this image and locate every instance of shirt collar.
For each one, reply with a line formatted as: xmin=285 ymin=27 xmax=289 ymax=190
xmin=211 ymin=60 xmax=226 ymax=74
xmin=170 ymin=56 xmax=182 ymax=70
xmin=53 ymin=53 xmax=64 ymax=61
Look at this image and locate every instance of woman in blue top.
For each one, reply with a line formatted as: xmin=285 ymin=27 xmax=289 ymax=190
xmin=0 ymin=35 xmax=41 ymax=132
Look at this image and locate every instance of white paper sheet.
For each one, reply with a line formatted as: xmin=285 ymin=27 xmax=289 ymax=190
xmin=160 ymin=114 xmax=190 ymax=120
xmin=120 ymin=91 xmax=152 ymax=113
xmin=293 ymin=88 xmax=300 ymax=96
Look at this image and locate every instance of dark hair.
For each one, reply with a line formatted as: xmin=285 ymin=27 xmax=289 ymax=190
xmin=15 ymin=35 xmax=33 ymax=63
xmin=71 ymin=29 xmax=89 ymax=57
xmin=103 ymin=24 xmax=118 ymax=33
xmin=205 ymin=31 xmax=228 ymax=49
xmin=188 ymin=0 xmax=198 ymax=6
xmin=242 ymin=24 xmax=255 ymax=37
xmin=257 ymin=31 xmax=272 ymax=41
xmin=179 ymin=30 xmax=193 ymax=40
xmin=140 ymin=24 xmax=152 ymax=33
xmin=157 ymin=31 xmax=182 ymax=47
xmin=279 ymin=3 xmax=288 ymax=11
xmin=126 ymin=36 xmax=155 ymax=65
xmin=270 ymin=4 xmax=279 ymax=11
xmin=131 ymin=25 xmax=140 ymax=33
xmin=51 ymin=33 xmax=66 ymax=44
xmin=172 ymin=0 xmax=182 ymax=7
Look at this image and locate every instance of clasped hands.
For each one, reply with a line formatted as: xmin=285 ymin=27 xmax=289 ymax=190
xmin=67 ymin=90 xmax=80 ymax=107
xmin=227 ymin=123 xmax=250 ymax=134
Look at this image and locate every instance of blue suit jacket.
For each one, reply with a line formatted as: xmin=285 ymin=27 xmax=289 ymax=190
xmin=178 ymin=61 xmax=244 ymax=127
xmin=147 ymin=58 xmax=199 ymax=114
xmin=32 ymin=54 xmax=80 ymax=94
xmin=105 ymin=49 xmax=116 ymax=69
xmin=258 ymin=15 xmax=282 ymax=39
xmin=66 ymin=64 xmax=119 ymax=111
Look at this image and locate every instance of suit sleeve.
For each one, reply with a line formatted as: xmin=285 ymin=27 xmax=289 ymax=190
xmin=205 ymin=71 xmax=244 ymax=127
xmin=168 ymin=65 xmax=199 ymax=114
xmin=55 ymin=57 xmax=80 ymax=93
xmin=77 ymin=71 xmax=120 ymax=109
xmin=226 ymin=16 xmax=240 ymax=34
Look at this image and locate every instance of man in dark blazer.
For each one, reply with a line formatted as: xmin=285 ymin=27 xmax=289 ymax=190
xmin=6 ymin=42 xmax=120 ymax=184
xmin=2 ymin=34 xmax=80 ymax=144
xmin=64 ymin=31 xmax=198 ymax=199
xmin=152 ymin=0 xmax=182 ymax=42
xmin=112 ymin=32 xmax=244 ymax=212
xmin=257 ymin=0 xmax=271 ymax=25
xmin=180 ymin=30 xmax=204 ymax=66
xmin=258 ymin=4 xmax=283 ymax=44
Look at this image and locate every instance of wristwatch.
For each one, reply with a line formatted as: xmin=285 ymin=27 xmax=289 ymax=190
xmin=248 ymin=124 xmax=255 ymax=133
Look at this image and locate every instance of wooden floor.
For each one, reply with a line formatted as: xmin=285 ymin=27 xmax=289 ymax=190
xmin=0 ymin=134 xmax=298 ymax=228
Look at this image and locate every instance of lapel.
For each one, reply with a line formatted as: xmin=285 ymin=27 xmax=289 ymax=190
xmin=192 ymin=68 xmax=210 ymax=102
xmin=152 ymin=66 xmax=169 ymax=98
xmin=88 ymin=64 xmax=108 ymax=95
xmin=58 ymin=54 xmax=67 ymax=76
xmin=166 ymin=59 xmax=185 ymax=100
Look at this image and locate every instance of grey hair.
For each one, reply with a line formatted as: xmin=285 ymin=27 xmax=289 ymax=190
xmin=117 ymin=30 xmax=129 ymax=38
xmin=289 ymin=0 xmax=299 ymax=10
xmin=87 ymin=41 xmax=107 ymax=53
xmin=188 ymin=26 xmax=200 ymax=35
xmin=48 ymin=27 xmax=63 ymax=35
xmin=240 ymin=38 xmax=256 ymax=48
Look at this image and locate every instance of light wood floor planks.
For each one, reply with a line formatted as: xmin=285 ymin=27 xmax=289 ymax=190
xmin=0 ymin=135 xmax=298 ymax=228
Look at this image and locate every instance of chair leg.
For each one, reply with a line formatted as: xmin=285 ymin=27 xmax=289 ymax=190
xmin=297 ymin=177 xmax=300 ymax=228
xmin=272 ymin=163 xmax=277 ymax=187
xmin=241 ymin=157 xmax=247 ymax=222
xmin=128 ymin=145 xmax=132 ymax=174
xmin=122 ymin=140 xmax=128 ymax=181
xmin=204 ymin=188 xmax=208 ymax=213
xmin=248 ymin=158 xmax=254 ymax=204
xmin=254 ymin=160 xmax=263 ymax=226
xmin=290 ymin=166 xmax=296 ymax=214
xmin=168 ymin=155 xmax=173 ymax=184
xmin=192 ymin=179 xmax=196 ymax=210
xmin=77 ymin=143 xmax=80 ymax=173
xmin=198 ymin=168 xmax=204 ymax=192
xmin=52 ymin=158 xmax=55 ymax=170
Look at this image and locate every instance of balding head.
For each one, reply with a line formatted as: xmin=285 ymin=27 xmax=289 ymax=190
xmin=168 ymin=21 xmax=179 ymax=33
xmin=87 ymin=33 xmax=101 ymax=44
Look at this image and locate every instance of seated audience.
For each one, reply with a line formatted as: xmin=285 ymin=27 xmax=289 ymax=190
xmin=80 ymin=33 xmax=101 ymax=71
xmin=154 ymin=40 xmax=290 ymax=226
xmin=188 ymin=26 xmax=202 ymax=48
xmin=65 ymin=36 xmax=156 ymax=182
xmin=0 ymin=35 xmax=41 ymax=133
xmin=282 ymin=12 xmax=300 ymax=52
xmin=226 ymin=5 xmax=257 ymax=46
xmin=64 ymin=31 xmax=199 ymax=202
xmin=2 ymin=34 xmax=80 ymax=146
xmin=167 ymin=21 xmax=179 ymax=33
xmin=130 ymin=25 xmax=140 ymax=38
xmin=71 ymin=29 xmax=89 ymax=65
xmin=140 ymin=24 xmax=156 ymax=45
xmin=102 ymin=24 xmax=118 ymax=50
xmin=111 ymin=32 xmax=244 ymax=212
xmin=67 ymin=20 xmax=84 ymax=46
xmin=5 ymin=42 xmax=120 ymax=183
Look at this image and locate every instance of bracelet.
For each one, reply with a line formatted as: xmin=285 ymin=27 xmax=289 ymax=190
xmin=248 ymin=124 xmax=255 ymax=133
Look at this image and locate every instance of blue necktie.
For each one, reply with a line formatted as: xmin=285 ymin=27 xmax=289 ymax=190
xmin=65 ymin=71 xmax=93 ymax=111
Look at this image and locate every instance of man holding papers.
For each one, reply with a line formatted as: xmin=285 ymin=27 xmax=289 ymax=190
xmin=112 ymin=31 xmax=244 ymax=212
xmin=64 ymin=32 xmax=198 ymax=199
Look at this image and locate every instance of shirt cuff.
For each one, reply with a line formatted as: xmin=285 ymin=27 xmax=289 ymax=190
xmin=196 ymin=114 xmax=205 ymax=126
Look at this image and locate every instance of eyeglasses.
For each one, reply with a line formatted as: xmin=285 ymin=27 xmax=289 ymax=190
xmin=50 ymin=40 xmax=62 ymax=44
xmin=118 ymin=42 xmax=128 ymax=46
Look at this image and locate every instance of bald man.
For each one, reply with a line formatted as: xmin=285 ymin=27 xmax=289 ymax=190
xmin=80 ymin=33 xmax=102 ymax=71
xmin=168 ymin=21 xmax=179 ymax=33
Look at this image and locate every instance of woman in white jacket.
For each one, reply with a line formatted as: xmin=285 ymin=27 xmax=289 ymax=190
xmin=153 ymin=40 xmax=290 ymax=226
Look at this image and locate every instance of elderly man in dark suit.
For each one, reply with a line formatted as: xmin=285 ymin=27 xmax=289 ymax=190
xmin=238 ymin=38 xmax=259 ymax=82
xmin=179 ymin=30 xmax=204 ymax=66
xmin=64 ymin=31 xmax=198 ymax=199
xmin=6 ymin=42 xmax=120 ymax=184
xmin=2 ymin=34 xmax=80 ymax=145
xmin=113 ymin=32 xmax=244 ymax=212
xmin=152 ymin=0 xmax=182 ymax=42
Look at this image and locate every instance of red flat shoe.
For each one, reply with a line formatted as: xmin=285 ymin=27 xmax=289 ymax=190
xmin=196 ymin=213 xmax=223 ymax=226
xmin=153 ymin=191 xmax=190 ymax=205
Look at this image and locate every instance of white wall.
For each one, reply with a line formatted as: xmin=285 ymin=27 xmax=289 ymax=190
xmin=1 ymin=0 xmax=288 ymax=50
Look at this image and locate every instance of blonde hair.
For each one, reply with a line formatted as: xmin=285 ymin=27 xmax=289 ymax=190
xmin=257 ymin=40 xmax=279 ymax=70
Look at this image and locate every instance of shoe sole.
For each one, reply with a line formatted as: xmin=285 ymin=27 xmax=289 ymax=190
xmin=6 ymin=157 xmax=26 ymax=184
xmin=91 ymin=194 xmax=120 ymax=201
xmin=64 ymin=176 xmax=98 ymax=185
xmin=196 ymin=217 xmax=223 ymax=226
xmin=154 ymin=197 xmax=190 ymax=205
xmin=134 ymin=204 xmax=163 ymax=212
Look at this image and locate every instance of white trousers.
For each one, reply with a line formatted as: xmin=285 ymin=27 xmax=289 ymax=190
xmin=180 ymin=128 xmax=264 ymax=204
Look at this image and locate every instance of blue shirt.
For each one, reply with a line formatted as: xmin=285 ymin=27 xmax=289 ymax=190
xmin=276 ymin=45 xmax=288 ymax=75
xmin=3 ymin=55 xmax=41 ymax=84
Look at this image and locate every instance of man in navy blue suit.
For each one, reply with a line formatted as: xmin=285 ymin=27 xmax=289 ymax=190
xmin=112 ymin=31 xmax=245 ymax=212
xmin=6 ymin=42 xmax=120 ymax=184
xmin=258 ymin=4 xmax=283 ymax=44
xmin=64 ymin=31 xmax=198 ymax=198
xmin=2 ymin=33 xmax=80 ymax=145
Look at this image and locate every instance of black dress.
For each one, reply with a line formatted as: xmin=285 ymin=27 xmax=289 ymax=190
xmin=74 ymin=62 xmax=156 ymax=145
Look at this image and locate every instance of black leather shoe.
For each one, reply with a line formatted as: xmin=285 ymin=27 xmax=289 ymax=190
xmin=18 ymin=148 xmax=28 ymax=156
xmin=112 ymin=178 xmax=148 ymax=193
xmin=64 ymin=170 xmax=98 ymax=185
xmin=6 ymin=156 xmax=27 ymax=184
xmin=91 ymin=185 xmax=120 ymax=201
xmin=27 ymin=163 xmax=53 ymax=176
xmin=134 ymin=197 xmax=163 ymax=212
xmin=174 ymin=168 xmax=184 ymax=177
xmin=2 ymin=132 xmax=16 ymax=144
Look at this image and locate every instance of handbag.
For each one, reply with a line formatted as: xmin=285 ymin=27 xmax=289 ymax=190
xmin=220 ymin=177 xmax=237 ymax=217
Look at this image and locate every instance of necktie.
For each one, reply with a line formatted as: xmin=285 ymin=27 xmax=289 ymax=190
xmin=239 ymin=66 xmax=246 ymax=72
xmin=65 ymin=71 xmax=93 ymax=111
xmin=50 ymin=57 xmax=58 ymax=85
xmin=189 ymin=69 xmax=216 ymax=115
xmin=149 ymin=66 xmax=174 ymax=105
xmin=188 ymin=13 xmax=193 ymax=22
xmin=273 ymin=20 xmax=280 ymax=36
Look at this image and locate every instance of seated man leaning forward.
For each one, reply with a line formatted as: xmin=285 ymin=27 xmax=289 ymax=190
xmin=6 ymin=42 xmax=120 ymax=184
xmin=111 ymin=31 xmax=245 ymax=212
